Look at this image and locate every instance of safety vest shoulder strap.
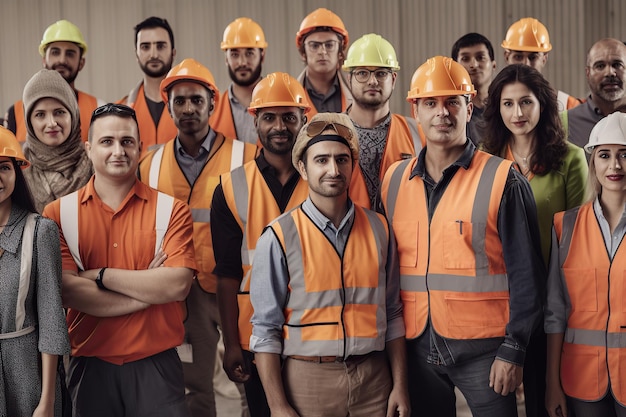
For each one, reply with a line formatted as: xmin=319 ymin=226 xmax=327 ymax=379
xmin=149 ymin=145 xmax=166 ymax=188
xmin=399 ymin=115 xmax=422 ymax=154
xmin=555 ymin=206 xmax=581 ymax=268
xmin=125 ymin=81 xmax=145 ymax=108
xmin=231 ymin=139 xmax=245 ymax=171
xmin=383 ymin=158 xmax=414 ymax=223
xmin=154 ymin=192 xmax=175 ymax=255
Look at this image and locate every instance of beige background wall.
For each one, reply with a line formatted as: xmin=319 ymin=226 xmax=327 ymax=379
xmin=1 ymin=0 xmax=625 ymax=117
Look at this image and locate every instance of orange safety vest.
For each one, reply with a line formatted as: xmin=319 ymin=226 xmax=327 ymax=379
xmin=268 ymin=204 xmax=388 ymax=357
xmin=381 ymin=151 xmax=512 ymax=340
xmin=210 ymin=89 xmax=238 ymax=140
xmin=553 ymin=203 xmax=626 ymax=404
xmin=220 ymin=161 xmax=309 ymax=350
xmin=296 ymin=69 xmax=353 ymax=117
xmin=349 ymin=114 xmax=424 ymax=209
xmin=14 ymin=91 xmax=100 ymax=143
xmin=119 ymin=81 xmax=178 ymax=156
xmin=139 ymin=134 xmax=257 ymax=293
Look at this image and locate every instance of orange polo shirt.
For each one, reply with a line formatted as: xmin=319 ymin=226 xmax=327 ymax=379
xmin=43 ymin=177 xmax=197 ymax=364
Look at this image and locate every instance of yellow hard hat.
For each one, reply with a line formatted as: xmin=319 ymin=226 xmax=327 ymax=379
xmin=501 ymin=18 xmax=552 ymax=53
xmin=0 ymin=127 xmax=30 ymax=168
xmin=342 ymin=33 xmax=399 ymax=70
xmin=221 ymin=17 xmax=267 ymax=50
xmin=248 ymin=73 xmax=311 ymax=115
xmin=407 ymin=56 xmax=475 ymax=102
xmin=39 ymin=19 xmax=88 ymax=57
xmin=160 ymin=59 xmax=220 ymax=106
xmin=296 ymin=8 xmax=349 ymax=49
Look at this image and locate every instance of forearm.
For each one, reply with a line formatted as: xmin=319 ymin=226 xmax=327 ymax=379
xmin=546 ymin=333 xmax=564 ymax=386
xmin=386 ymin=337 xmax=408 ymax=390
xmin=218 ymin=277 xmax=243 ymax=349
xmin=38 ymin=353 xmax=58 ymax=410
xmin=255 ymin=352 xmax=292 ymax=411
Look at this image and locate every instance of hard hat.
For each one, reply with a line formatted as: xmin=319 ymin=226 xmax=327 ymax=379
xmin=501 ymin=18 xmax=552 ymax=53
xmin=221 ymin=17 xmax=268 ymax=50
xmin=39 ymin=19 xmax=88 ymax=57
xmin=585 ymin=112 xmax=626 ymax=154
xmin=292 ymin=112 xmax=359 ymax=168
xmin=295 ymin=8 xmax=349 ymax=49
xmin=406 ymin=56 xmax=476 ymax=102
xmin=248 ymin=72 xmax=311 ymax=115
xmin=160 ymin=58 xmax=220 ymax=105
xmin=0 ymin=127 xmax=30 ymax=169
xmin=342 ymin=33 xmax=399 ymax=71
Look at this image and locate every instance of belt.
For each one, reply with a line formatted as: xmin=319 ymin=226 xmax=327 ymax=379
xmin=288 ymin=352 xmax=376 ymax=364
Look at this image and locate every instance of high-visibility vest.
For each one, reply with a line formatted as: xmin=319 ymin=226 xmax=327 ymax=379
xmin=349 ymin=114 xmax=424 ymax=208
xmin=14 ymin=91 xmax=103 ymax=143
xmin=0 ymin=213 xmax=37 ymax=340
xmin=268 ymin=204 xmax=388 ymax=357
xmin=296 ymin=69 xmax=353 ymax=117
xmin=210 ymin=89 xmax=238 ymax=141
xmin=139 ymin=134 xmax=256 ymax=293
xmin=553 ymin=203 xmax=626 ymax=404
xmin=381 ymin=151 xmax=512 ymax=340
xmin=221 ymin=161 xmax=309 ymax=350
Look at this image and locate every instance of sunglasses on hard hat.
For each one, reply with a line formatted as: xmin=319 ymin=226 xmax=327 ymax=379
xmin=306 ymin=120 xmax=354 ymax=141
xmin=91 ymin=103 xmax=138 ymax=124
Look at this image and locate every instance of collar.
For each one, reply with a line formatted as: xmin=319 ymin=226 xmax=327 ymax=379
xmin=410 ymin=139 xmax=475 ymax=180
xmin=83 ymin=176 xmax=149 ymax=205
xmin=303 ymin=72 xmax=340 ymax=96
xmin=0 ymin=205 xmax=29 ymax=254
xmin=175 ymin=129 xmax=216 ymax=158
xmin=301 ymin=196 xmax=355 ymax=233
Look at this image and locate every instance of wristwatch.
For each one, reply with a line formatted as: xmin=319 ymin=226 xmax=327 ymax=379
xmin=95 ymin=267 xmax=108 ymax=290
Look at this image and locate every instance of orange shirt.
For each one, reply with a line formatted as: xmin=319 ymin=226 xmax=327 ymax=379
xmin=43 ymin=177 xmax=197 ymax=364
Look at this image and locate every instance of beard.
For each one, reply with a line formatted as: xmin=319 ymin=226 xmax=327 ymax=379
xmin=353 ymin=90 xmax=392 ymax=110
xmin=228 ymin=62 xmax=263 ymax=87
xmin=260 ymin=130 xmax=295 ymax=155
xmin=139 ymin=56 xmax=174 ymax=78
xmin=49 ymin=64 xmax=79 ymax=84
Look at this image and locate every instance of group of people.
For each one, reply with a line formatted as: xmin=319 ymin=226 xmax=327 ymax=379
xmin=2 ymin=7 xmax=626 ymax=417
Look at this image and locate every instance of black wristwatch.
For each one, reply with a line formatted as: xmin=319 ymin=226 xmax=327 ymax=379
xmin=95 ymin=267 xmax=108 ymax=290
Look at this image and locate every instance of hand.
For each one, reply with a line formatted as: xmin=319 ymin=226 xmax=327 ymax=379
xmin=386 ymin=386 xmax=410 ymax=417
xmin=32 ymin=402 xmax=53 ymax=417
xmin=546 ymin=380 xmax=568 ymax=417
xmin=269 ymin=404 xmax=300 ymax=417
xmin=489 ymin=359 xmax=523 ymax=396
xmin=223 ymin=345 xmax=250 ymax=383
xmin=148 ymin=249 xmax=168 ymax=269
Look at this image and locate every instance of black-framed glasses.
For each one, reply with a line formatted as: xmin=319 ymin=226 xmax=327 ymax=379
xmin=90 ymin=103 xmax=137 ymax=124
xmin=306 ymin=120 xmax=354 ymax=140
xmin=351 ymin=69 xmax=393 ymax=83
xmin=305 ymin=40 xmax=339 ymax=53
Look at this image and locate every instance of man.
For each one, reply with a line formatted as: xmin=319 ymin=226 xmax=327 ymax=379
xmin=502 ymin=17 xmax=581 ymax=111
xmin=42 ymin=103 xmax=196 ymax=416
xmin=212 ymin=72 xmax=311 ymax=417
xmin=381 ymin=56 xmax=544 ymax=417
xmin=452 ymin=32 xmax=497 ymax=145
xmin=250 ymin=112 xmax=409 ymax=417
xmin=5 ymin=19 xmax=104 ymax=142
xmin=210 ymin=17 xmax=267 ymax=144
xmin=138 ymin=58 xmax=257 ymax=417
xmin=566 ymin=38 xmax=626 ymax=148
xmin=119 ymin=17 xmax=178 ymax=155
xmin=343 ymin=33 xmax=422 ymax=209
xmin=296 ymin=8 xmax=353 ymax=116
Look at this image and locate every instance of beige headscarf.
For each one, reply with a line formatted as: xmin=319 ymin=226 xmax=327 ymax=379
xmin=22 ymin=69 xmax=93 ymax=212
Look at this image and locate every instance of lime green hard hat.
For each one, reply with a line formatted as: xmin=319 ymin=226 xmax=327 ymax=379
xmin=342 ymin=33 xmax=399 ymax=71
xmin=39 ymin=20 xmax=88 ymax=57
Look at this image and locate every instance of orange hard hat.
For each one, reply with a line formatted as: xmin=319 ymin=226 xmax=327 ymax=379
xmin=0 ymin=126 xmax=30 ymax=168
xmin=160 ymin=58 xmax=220 ymax=105
xmin=501 ymin=18 xmax=552 ymax=53
xmin=221 ymin=17 xmax=267 ymax=50
xmin=295 ymin=8 xmax=349 ymax=49
xmin=248 ymin=72 xmax=311 ymax=115
xmin=407 ymin=56 xmax=475 ymax=102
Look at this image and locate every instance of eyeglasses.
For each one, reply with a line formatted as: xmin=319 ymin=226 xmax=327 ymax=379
xmin=305 ymin=40 xmax=339 ymax=53
xmin=306 ymin=120 xmax=354 ymax=141
xmin=90 ymin=103 xmax=137 ymax=124
xmin=351 ymin=69 xmax=393 ymax=83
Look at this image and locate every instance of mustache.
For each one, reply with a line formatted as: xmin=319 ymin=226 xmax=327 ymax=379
xmin=602 ymin=76 xmax=623 ymax=86
xmin=267 ymin=130 xmax=293 ymax=140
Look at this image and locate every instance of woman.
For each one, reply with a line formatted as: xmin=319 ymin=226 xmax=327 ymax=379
xmin=0 ymin=126 xmax=70 ymax=416
xmin=482 ymin=64 xmax=588 ymax=417
xmin=22 ymin=69 xmax=92 ymax=213
xmin=545 ymin=112 xmax=626 ymax=417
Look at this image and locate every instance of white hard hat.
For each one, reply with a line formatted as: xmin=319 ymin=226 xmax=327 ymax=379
xmin=585 ymin=112 xmax=626 ymax=154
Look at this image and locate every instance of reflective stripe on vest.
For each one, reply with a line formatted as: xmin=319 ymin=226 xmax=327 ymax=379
xmin=0 ymin=213 xmax=37 ymax=340
xmin=270 ymin=205 xmax=387 ymax=357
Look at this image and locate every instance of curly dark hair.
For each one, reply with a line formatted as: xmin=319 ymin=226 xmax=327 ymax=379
xmin=482 ymin=64 xmax=567 ymax=175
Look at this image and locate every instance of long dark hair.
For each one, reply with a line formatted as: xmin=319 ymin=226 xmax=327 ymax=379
xmin=11 ymin=159 xmax=37 ymax=213
xmin=482 ymin=64 xmax=567 ymax=174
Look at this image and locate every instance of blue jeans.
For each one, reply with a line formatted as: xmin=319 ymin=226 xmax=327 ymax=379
xmin=407 ymin=335 xmax=518 ymax=417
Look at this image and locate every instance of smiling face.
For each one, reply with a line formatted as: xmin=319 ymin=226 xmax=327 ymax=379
xmin=593 ymin=144 xmax=626 ymax=196
xmin=29 ymin=98 xmax=72 ymax=146
xmin=255 ymin=106 xmax=305 ymax=155
xmin=499 ymin=82 xmax=541 ymax=140
xmin=298 ymin=138 xmax=353 ymax=200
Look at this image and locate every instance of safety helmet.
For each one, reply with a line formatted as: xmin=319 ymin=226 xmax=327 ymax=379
xmin=342 ymin=33 xmax=399 ymax=71
xmin=406 ymin=56 xmax=475 ymax=102
xmin=585 ymin=112 xmax=626 ymax=154
xmin=0 ymin=127 xmax=30 ymax=169
xmin=221 ymin=17 xmax=268 ymax=50
xmin=295 ymin=8 xmax=349 ymax=49
xmin=248 ymin=72 xmax=311 ymax=115
xmin=160 ymin=58 xmax=220 ymax=105
xmin=39 ymin=19 xmax=88 ymax=57
xmin=501 ymin=18 xmax=552 ymax=53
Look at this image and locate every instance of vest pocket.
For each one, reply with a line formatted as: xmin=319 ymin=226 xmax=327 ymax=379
xmin=393 ymin=221 xmax=418 ymax=268
xmin=443 ymin=221 xmax=487 ymax=269
xmin=445 ymin=294 xmax=509 ymax=338
xmin=563 ymin=268 xmax=598 ymax=312
xmin=561 ymin=343 xmax=602 ymax=401
xmin=401 ymin=291 xmax=418 ymax=338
